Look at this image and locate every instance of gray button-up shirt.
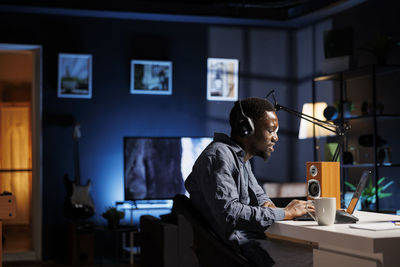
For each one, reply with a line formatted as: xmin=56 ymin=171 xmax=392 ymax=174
xmin=185 ymin=132 xmax=285 ymax=247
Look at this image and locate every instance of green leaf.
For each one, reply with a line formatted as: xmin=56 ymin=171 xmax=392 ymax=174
xmin=381 ymin=180 xmax=394 ymax=191
xmin=379 ymin=193 xmax=392 ymax=199
xmin=357 ymin=176 xmax=394 ymax=207
xmin=377 ymin=177 xmax=386 ymax=185
xmin=345 ymin=181 xmax=357 ymax=191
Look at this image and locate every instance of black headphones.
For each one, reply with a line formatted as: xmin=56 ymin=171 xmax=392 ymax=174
xmin=237 ymin=100 xmax=255 ymax=137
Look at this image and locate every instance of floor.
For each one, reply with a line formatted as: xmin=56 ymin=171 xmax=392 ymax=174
xmin=3 ymin=254 xmax=141 ymax=267
xmin=4 ymin=263 xmax=140 ymax=267
xmin=1 ymin=224 xmax=141 ymax=267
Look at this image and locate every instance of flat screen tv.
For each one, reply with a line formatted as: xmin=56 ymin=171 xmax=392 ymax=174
xmin=124 ymin=136 xmax=212 ymax=200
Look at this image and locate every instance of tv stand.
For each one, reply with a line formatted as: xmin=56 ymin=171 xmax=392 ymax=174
xmin=116 ymin=199 xmax=174 ymax=225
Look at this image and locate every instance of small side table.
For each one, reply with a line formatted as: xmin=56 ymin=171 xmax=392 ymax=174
xmin=68 ymin=222 xmax=95 ymax=265
xmin=96 ymin=225 xmax=138 ymax=266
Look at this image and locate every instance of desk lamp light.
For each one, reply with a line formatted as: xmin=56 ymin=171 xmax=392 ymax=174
xmin=298 ymin=102 xmax=336 ymax=161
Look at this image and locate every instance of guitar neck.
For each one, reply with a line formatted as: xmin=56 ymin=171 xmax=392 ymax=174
xmin=73 ymin=139 xmax=81 ymax=185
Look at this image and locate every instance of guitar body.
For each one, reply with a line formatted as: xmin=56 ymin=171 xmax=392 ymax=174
xmin=63 ymin=123 xmax=95 ymax=219
xmin=64 ymin=175 xmax=95 ymax=219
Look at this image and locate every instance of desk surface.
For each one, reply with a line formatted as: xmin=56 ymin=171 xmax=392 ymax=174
xmin=268 ymin=211 xmax=400 ymax=236
xmin=266 ymin=211 xmax=400 ymax=266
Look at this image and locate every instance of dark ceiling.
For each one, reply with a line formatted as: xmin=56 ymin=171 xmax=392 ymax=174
xmin=0 ymin=0 xmax=364 ymax=21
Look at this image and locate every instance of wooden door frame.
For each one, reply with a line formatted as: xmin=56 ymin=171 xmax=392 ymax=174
xmin=0 ymin=44 xmax=42 ymax=261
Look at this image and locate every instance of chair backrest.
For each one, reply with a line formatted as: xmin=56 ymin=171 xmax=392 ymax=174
xmin=172 ymin=194 xmax=251 ymax=267
xmin=140 ymin=215 xmax=179 ymax=267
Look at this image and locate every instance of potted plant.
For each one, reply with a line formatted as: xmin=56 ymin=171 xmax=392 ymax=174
xmin=345 ymin=176 xmax=394 ymax=210
xmin=102 ymin=207 xmax=125 ymax=229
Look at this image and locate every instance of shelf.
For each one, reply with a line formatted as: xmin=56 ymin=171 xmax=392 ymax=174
xmin=344 ymin=65 xmax=400 ymax=80
xmin=375 ymin=114 xmax=400 ymax=120
xmin=313 ymin=64 xmax=400 ymax=214
xmin=342 ymin=163 xmax=400 ymax=168
xmin=314 ymin=73 xmax=340 ymax=81
xmin=0 ymin=169 xmax=32 ymax=172
xmin=116 ymin=200 xmax=173 ymax=210
xmin=313 ymin=64 xmax=400 ymax=82
xmin=378 ymin=164 xmax=400 ymax=168
xmin=331 ymin=114 xmax=400 ymax=122
xmin=342 ymin=164 xmax=375 ymax=168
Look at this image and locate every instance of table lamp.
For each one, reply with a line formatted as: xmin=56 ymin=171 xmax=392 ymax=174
xmin=298 ymin=102 xmax=336 ymax=161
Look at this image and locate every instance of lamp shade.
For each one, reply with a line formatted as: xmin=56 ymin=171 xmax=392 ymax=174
xmin=298 ymin=102 xmax=336 ymax=139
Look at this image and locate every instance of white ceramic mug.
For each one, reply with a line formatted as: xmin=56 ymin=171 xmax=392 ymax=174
xmin=306 ymin=197 xmax=336 ymax=226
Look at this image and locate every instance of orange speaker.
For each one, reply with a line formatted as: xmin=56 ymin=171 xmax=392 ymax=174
xmin=306 ymin=162 xmax=340 ymax=209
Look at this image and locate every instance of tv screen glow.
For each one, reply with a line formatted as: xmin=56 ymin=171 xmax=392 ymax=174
xmin=124 ymin=137 xmax=212 ymax=200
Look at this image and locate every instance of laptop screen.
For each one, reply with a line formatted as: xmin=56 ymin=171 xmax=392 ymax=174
xmin=346 ymin=170 xmax=371 ymax=214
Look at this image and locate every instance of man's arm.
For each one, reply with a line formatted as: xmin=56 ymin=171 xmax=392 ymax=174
xmin=283 ymin=199 xmax=313 ymax=219
xmin=246 ymin=164 xmax=311 ymax=219
xmin=262 ymin=201 xmax=276 ymax=208
xmin=196 ymin=153 xmax=285 ymax=233
xmin=246 ymin=164 xmax=277 ymax=208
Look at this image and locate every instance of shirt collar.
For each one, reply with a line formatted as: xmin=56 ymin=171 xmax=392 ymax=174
xmin=213 ymin=132 xmax=246 ymax=160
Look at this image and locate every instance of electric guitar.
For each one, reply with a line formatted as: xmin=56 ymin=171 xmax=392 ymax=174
xmin=64 ymin=123 xmax=95 ymax=219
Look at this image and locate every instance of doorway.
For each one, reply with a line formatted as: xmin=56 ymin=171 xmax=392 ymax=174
xmin=0 ymin=44 xmax=42 ymax=261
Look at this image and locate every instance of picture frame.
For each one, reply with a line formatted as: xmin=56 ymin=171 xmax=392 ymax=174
xmin=58 ymin=53 xmax=92 ymax=99
xmin=207 ymin=58 xmax=239 ymax=101
xmin=131 ymin=60 xmax=172 ymax=95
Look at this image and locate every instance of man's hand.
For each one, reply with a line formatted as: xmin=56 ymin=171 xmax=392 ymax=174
xmin=284 ymin=200 xmax=314 ymax=220
xmin=262 ymin=201 xmax=276 ymax=208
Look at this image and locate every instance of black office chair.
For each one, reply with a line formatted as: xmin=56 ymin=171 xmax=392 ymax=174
xmin=172 ymin=194 xmax=251 ymax=267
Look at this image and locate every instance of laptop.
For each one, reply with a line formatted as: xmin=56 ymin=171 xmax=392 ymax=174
xmin=295 ymin=170 xmax=371 ymax=224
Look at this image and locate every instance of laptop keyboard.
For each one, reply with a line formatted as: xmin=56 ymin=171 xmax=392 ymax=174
xmin=294 ymin=213 xmax=314 ymax=221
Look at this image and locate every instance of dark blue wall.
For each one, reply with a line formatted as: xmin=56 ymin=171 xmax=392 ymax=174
xmin=1 ymin=12 xmax=209 ymax=260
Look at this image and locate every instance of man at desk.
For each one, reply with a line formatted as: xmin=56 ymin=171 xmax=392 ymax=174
xmin=185 ymin=97 xmax=313 ymax=266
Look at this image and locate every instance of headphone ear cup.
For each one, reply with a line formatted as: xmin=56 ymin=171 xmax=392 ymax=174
xmin=239 ymin=117 xmax=255 ymax=137
xmin=237 ymin=99 xmax=255 ymax=137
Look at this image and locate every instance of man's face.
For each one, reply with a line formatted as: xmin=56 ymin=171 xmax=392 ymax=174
xmin=248 ymin=111 xmax=279 ymax=161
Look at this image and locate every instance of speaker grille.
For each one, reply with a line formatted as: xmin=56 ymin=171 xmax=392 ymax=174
xmin=308 ymin=179 xmax=320 ymax=198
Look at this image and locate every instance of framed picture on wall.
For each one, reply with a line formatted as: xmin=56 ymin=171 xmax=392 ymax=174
xmin=58 ymin=53 xmax=92 ymax=99
xmin=131 ymin=60 xmax=172 ymax=95
xmin=207 ymin=58 xmax=239 ymax=101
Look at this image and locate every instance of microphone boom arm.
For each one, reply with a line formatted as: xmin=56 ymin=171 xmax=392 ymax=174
xmin=275 ymin=104 xmax=341 ymax=135
xmin=267 ymin=89 xmax=350 ymax=162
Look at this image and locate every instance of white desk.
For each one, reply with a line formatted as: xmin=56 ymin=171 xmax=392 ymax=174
xmin=265 ymin=211 xmax=400 ymax=267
